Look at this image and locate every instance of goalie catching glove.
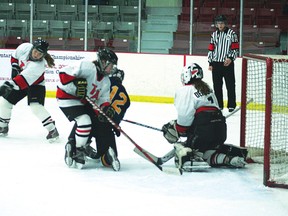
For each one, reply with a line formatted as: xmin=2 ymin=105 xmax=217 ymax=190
xmin=98 ymin=106 xmax=115 ymax=123
xmin=162 ymin=120 xmax=179 ymax=143
xmin=73 ymin=78 xmax=87 ymax=99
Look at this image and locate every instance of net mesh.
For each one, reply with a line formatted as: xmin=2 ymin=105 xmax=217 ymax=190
xmin=244 ymin=55 xmax=288 ymax=187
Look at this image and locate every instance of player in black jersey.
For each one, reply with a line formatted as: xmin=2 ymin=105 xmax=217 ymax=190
xmin=67 ymin=68 xmax=130 ymax=171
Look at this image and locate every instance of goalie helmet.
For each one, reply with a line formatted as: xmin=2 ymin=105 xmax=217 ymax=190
xmin=109 ymin=68 xmax=125 ymax=83
xmin=97 ymin=48 xmax=118 ymax=75
xmin=214 ymin=15 xmax=228 ymax=25
xmin=181 ymin=63 xmax=203 ymax=85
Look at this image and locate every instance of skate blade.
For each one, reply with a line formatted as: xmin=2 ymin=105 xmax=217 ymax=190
xmin=111 ymin=161 xmax=121 ymax=171
xmin=183 ymin=162 xmax=211 ymax=172
xmin=65 ymin=157 xmax=74 ymax=167
xmin=48 ymin=136 xmax=59 ymax=143
xmin=75 ymin=162 xmax=84 ymax=169
xmin=0 ymin=133 xmax=8 ymax=137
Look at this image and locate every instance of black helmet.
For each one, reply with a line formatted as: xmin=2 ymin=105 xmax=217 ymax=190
xmin=98 ymin=48 xmax=118 ymax=65
xmin=214 ymin=15 xmax=228 ymax=24
xmin=29 ymin=39 xmax=49 ymax=61
xmin=109 ymin=68 xmax=125 ymax=83
xmin=97 ymin=48 xmax=118 ymax=75
xmin=32 ymin=39 xmax=49 ymax=55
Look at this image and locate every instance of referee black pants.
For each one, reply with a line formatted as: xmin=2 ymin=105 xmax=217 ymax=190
xmin=211 ymin=62 xmax=236 ymax=109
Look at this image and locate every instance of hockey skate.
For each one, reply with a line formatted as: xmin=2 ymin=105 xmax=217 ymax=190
xmin=227 ymin=156 xmax=247 ymax=168
xmin=104 ymin=147 xmax=120 ymax=171
xmin=64 ymin=141 xmax=75 ymax=167
xmin=181 ymin=155 xmax=210 ymax=172
xmin=84 ymin=144 xmax=99 ymax=160
xmin=73 ymin=147 xmax=86 ymax=169
xmin=64 ymin=139 xmax=86 ymax=169
xmin=0 ymin=126 xmax=8 ymax=137
xmin=46 ymin=128 xmax=59 ymax=143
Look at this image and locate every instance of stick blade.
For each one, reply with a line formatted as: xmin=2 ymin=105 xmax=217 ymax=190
xmin=133 ymin=147 xmax=175 ymax=165
xmin=133 ymin=147 xmax=160 ymax=163
xmin=161 ymin=166 xmax=183 ymax=175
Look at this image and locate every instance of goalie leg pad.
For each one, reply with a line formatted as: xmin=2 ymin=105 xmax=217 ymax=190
xmin=216 ymin=143 xmax=248 ymax=159
xmin=174 ymin=143 xmax=192 ymax=169
xmin=174 ymin=143 xmax=210 ymax=171
xmin=203 ymin=150 xmax=247 ymax=168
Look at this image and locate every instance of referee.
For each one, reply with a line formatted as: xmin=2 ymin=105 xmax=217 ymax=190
xmin=208 ymin=15 xmax=239 ymax=112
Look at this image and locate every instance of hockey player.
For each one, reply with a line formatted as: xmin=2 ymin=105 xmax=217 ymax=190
xmin=67 ymin=68 xmax=130 ymax=171
xmin=162 ymin=63 xmax=247 ymax=172
xmin=56 ymin=48 xmax=118 ymax=169
xmin=0 ymin=39 xmax=59 ymax=142
xmin=91 ymin=68 xmax=130 ymax=171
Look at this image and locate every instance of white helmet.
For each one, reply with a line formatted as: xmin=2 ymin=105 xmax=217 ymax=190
xmin=181 ymin=63 xmax=203 ymax=85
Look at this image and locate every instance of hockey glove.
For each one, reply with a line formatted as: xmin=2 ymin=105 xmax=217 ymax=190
xmin=73 ymin=78 xmax=87 ymax=99
xmin=11 ymin=63 xmax=22 ymax=79
xmin=0 ymin=81 xmax=14 ymax=98
xmin=98 ymin=106 xmax=115 ymax=123
xmin=162 ymin=120 xmax=179 ymax=144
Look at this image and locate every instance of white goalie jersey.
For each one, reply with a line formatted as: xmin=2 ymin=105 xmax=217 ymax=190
xmin=56 ymin=61 xmax=111 ymax=108
xmin=174 ymin=84 xmax=219 ymax=127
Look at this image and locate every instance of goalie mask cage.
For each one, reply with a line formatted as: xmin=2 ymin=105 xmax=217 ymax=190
xmin=241 ymin=54 xmax=288 ymax=189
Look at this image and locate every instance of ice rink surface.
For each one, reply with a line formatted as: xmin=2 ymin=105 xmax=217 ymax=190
xmin=0 ymin=98 xmax=288 ymax=216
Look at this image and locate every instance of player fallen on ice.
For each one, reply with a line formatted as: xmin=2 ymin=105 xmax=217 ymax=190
xmin=56 ymin=48 xmax=119 ymax=170
xmin=0 ymin=39 xmax=59 ymax=142
xmin=162 ymin=63 xmax=247 ymax=172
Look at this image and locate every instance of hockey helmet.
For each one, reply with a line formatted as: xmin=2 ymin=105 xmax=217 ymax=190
xmin=214 ymin=15 xmax=228 ymax=25
xmin=181 ymin=63 xmax=203 ymax=85
xmin=32 ymin=39 xmax=49 ymax=55
xmin=109 ymin=68 xmax=125 ymax=83
xmin=29 ymin=39 xmax=49 ymax=61
xmin=97 ymin=48 xmax=118 ymax=75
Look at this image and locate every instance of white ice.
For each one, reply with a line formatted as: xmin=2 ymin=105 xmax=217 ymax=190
xmin=0 ymin=98 xmax=288 ymax=216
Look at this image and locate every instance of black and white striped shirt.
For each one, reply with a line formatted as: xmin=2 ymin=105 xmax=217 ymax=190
xmin=208 ymin=28 xmax=239 ymax=64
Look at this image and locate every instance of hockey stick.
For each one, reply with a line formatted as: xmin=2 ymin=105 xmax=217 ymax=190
xmin=133 ymin=148 xmax=175 ymax=165
xmin=122 ymin=119 xmax=163 ymax=132
xmin=85 ymin=97 xmax=182 ymax=175
xmin=126 ymin=98 xmax=253 ymax=132
xmin=134 ymin=98 xmax=254 ymax=165
xmin=224 ymin=98 xmax=253 ymax=118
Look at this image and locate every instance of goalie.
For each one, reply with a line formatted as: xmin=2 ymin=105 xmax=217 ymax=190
xmin=162 ymin=63 xmax=247 ymax=172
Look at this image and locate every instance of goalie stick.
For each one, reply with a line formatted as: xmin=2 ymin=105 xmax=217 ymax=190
xmin=133 ymin=148 xmax=175 ymax=165
xmin=224 ymin=98 xmax=253 ymax=118
xmin=85 ymin=97 xmax=182 ymax=176
xmin=134 ymin=98 xmax=254 ymax=166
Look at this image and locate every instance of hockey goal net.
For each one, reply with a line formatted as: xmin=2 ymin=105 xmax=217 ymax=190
xmin=241 ymin=54 xmax=288 ymax=189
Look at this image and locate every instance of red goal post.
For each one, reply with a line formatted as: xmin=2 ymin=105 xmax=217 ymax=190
xmin=241 ymin=54 xmax=288 ymax=189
